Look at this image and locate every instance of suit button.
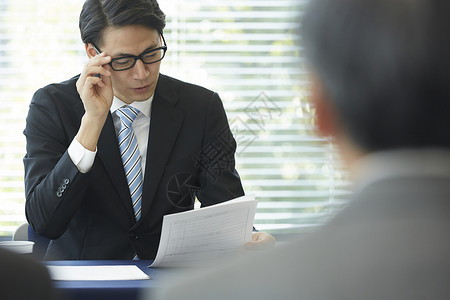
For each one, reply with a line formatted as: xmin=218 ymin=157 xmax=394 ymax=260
xmin=63 ymin=178 xmax=70 ymax=184
xmin=56 ymin=191 xmax=62 ymax=197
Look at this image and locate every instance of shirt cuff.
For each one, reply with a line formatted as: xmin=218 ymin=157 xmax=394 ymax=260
xmin=68 ymin=138 xmax=97 ymax=173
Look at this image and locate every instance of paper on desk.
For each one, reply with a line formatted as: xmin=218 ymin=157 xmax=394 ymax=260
xmin=46 ymin=265 xmax=150 ymax=281
xmin=149 ymin=194 xmax=257 ymax=268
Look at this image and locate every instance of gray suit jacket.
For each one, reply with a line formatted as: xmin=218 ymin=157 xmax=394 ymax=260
xmin=156 ymin=150 xmax=450 ymax=300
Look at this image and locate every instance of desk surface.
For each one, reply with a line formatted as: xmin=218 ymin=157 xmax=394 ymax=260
xmin=45 ymin=260 xmax=171 ymax=300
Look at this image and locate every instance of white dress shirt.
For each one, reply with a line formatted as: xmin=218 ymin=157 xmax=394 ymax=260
xmin=68 ymin=95 xmax=153 ymax=174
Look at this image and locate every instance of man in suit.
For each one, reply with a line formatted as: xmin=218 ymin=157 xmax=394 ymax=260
xmin=0 ymin=248 xmax=55 ymax=299
xmin=23 ymin=0 xmax=273 ymax=260
xmin=154 ymin=0 xmax=450 ymax=299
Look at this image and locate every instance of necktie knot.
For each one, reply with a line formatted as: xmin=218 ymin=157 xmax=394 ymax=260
xmin=117 ymin=106 xmax=140 ymax=127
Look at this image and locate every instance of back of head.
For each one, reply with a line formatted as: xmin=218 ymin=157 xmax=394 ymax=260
xmin=79 ymin=0 xmax=166 ymax=46
xmin=0 ymin=248 xmax=55 ymax=299
xmin=302 ymin=0 xmax=450 ymax=152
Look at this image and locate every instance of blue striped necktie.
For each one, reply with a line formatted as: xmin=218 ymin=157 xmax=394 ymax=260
xmin=116 ymin=106 xmax=143 ymax=221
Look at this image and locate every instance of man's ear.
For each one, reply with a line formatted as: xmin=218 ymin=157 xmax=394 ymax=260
xmin=310 ymin=74 xmax=337 ymax=137
xmin=85 ymin=43 xmax=97 ymax=59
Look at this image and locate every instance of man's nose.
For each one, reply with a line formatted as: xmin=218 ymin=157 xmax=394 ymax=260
xmin=131 ymin=59 xmax=149 ymax=79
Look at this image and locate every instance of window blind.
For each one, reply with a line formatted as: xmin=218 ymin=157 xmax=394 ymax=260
xmin=159 ymin=0 xmax=351 ymax=237
xmin=0 ymin=0 xmax=86 ymax=235
xmin=0 ymin=0 xmax=350 ymax=237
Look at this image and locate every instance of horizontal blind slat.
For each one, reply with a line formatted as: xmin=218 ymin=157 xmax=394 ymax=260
xmin=0 ymin=0 xmax=349 ymax=237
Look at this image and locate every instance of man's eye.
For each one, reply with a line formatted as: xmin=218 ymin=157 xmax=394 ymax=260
xmin=143 ymin=51 xmax=157 ymax=59
xmin=113 ymin=58 xmax=132 ymax=65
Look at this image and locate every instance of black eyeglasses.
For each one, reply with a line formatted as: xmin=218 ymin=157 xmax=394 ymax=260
xmin=92 ymin=34 xmax=167 ymax=71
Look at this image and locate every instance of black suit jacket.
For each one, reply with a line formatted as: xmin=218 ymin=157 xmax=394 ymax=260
xmin=23 ymin=74 xmax=244 ymax=260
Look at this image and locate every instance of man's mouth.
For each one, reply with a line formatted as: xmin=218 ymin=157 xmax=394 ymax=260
xmin=133 ymin=85 xmax=150 ymax=93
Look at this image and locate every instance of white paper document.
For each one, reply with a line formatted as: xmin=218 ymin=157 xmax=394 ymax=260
xmin=47 ymin=265 xmax=150 ymax=281
xmin=149 ymin=194 xmax=257 ymax=268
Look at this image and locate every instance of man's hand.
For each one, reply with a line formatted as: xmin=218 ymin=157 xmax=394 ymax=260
xmin=244 ymin=232 xmax=276 ymax=251
xmin=76 ymin=52 xmax=113 ymax=121
xmin=75 ymin=52 xmax=113 ymax=151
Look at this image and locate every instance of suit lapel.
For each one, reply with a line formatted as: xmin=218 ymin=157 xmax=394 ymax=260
xmin=97 ymin=114 xmax=136 ymax=219
xmin=73 ymin=89 xmax=136 ymax=221
xmin=137 ymin=76 xmax=185 ymax=225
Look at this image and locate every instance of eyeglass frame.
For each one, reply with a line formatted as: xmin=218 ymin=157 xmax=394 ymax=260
xmin=91 ymin=33 xmax=167 ymax=71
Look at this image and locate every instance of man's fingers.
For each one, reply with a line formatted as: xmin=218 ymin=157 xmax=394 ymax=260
xmin=78 ymin=76 xmax=102 ymax=97
xmin=244 ymin=232 xmax=276 ymax=251
xmin=84 ymin=56 xmax=112 ymax=78
xmin=82 ymin=54 xmax=111 ymax=77
xmin=77 ymin=57 xmax=112 ymax=94
xmin=76 ymin=51 xmax=114 ymax=117
xmin=101 ymin=64 xmax=113 ymax=87
xmin=89 ymin=66 xmax=111 ymax=78
xmin=96 ymin=78 xmax=105 ymax=88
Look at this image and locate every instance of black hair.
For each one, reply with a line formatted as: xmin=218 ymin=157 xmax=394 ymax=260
xmin=301 ymin=0 xmax=450 ymax=152
xmin=79 ymin=0 xmax=166 ymax=47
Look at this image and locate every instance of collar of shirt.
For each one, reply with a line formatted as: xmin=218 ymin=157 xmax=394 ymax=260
xmin=110 ymin=94 xmax=154 ymax=118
